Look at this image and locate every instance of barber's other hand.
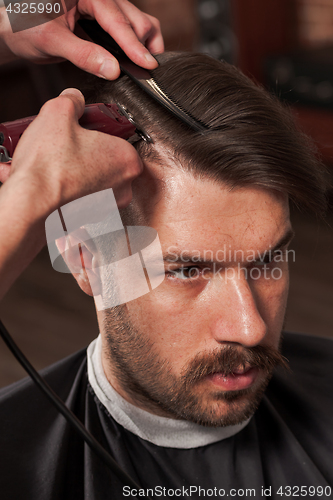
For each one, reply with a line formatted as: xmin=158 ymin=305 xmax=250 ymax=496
xmin=0 ymin=0 xmax=164 ymax=78
xmin=2 ymin=88 xmax=144 ymax=213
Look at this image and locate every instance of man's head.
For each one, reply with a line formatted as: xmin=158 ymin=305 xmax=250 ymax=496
xmin=74 ymin=52 xmax=328 ymax=426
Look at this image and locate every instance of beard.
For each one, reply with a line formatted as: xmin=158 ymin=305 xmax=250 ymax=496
xmin=102 ymin=304 xmax=289 ymax=427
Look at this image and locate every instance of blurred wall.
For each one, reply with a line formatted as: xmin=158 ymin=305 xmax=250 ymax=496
xmin=131 ymin=0 xmax=199 ymax=51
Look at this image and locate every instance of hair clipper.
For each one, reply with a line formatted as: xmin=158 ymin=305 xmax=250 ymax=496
xmin=0 ymin=102 xmax=151 ymax=165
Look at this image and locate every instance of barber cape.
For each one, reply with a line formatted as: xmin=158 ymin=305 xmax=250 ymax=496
xmin=0 ymin=332 xmax=332 ymax=499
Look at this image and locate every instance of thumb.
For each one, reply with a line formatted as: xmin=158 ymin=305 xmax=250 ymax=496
xmin=59 ymin=88 xmax=86 ymax=120
xmin=54 ymin=29 xmax=121 ymax=79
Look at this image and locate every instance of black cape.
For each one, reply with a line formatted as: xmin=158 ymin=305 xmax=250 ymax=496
xmin=0 ymin=332 xmax=332 ymax=499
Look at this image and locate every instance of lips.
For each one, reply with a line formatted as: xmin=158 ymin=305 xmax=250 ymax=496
xmin=206 ymin=366 xmax=259 ymax=391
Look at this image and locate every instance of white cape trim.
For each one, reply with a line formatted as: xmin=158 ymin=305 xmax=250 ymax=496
xmin=87 ymin=335 xmax=251 ymax=449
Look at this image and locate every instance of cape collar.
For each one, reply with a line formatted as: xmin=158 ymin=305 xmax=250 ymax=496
xmin=87 ymin=335 xmax=251 ymax=449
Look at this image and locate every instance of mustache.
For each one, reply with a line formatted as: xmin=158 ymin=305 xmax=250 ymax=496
xmin=183 ymin=344 xmax=290 ymax=384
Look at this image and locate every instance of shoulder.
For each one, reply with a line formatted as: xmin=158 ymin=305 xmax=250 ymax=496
xmin=282 ymin=330 xmax=333 ymax=359
xmin=0 ymin=347 xmax=88 ymax=423
xmin=266 ymin=331 xmax=333 ymax=418
xmin=0 ymin=348 xmax=89 ymax=498
xmin=256 ymin=333 xmax=333 ymax=483
xmin=281 ymin=331 xmax=332 ymax=382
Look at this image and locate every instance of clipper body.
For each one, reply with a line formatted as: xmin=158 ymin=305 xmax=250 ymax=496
xmin=0 ymin=103 xmax=136 ymax=162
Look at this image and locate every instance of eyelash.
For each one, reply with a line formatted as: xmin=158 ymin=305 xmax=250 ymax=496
xmin=166 ymin=266 xmax=203 ymax=284
xmin=250 ymin=249 xmax=288 ymax=267
xmin=250 ymin=256 xmax=273 ymax=267
xmin=166 ymin=251 xmax=288 ymax=285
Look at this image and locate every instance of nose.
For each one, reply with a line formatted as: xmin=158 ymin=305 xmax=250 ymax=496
xmin=210 ymin=268 xmax=268 ymax=347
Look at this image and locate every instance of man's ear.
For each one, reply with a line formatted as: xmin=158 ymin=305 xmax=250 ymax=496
xmin=56 ymin=229 xmax=102 ymax=297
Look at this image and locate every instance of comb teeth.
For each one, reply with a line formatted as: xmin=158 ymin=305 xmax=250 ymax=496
xmin=77 ymin=19 xmax=209 ymax=134
xmin=142 ymin=77 xmax=208 ymax=133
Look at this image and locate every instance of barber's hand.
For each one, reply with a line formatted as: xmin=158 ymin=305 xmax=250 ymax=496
xmin=0 ymin=0 xmax=164 ymax=78
xmin=1 ymin=88 xmax=144 ymax=212
xmin=0 ymin=87 xmax=144 ymax=299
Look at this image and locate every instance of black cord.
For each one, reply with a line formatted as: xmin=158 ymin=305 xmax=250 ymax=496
xmin=0 ymin=318 xmax=152 ymax=498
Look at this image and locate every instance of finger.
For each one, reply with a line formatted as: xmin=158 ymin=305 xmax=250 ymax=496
xmin=48 ymin=29 xmax=121 ymax=79
xmin=59 ymin=88 xmax=86 ymax=120
xmin=117 ymin=3 xmax=164 ymax=55
xmin=143 ymin=16 xmax=164 ymax=55
xmin=38 ymin=88 xmax=85 ymax=130
xmin=0 ymin=163 xmax=11 ymax=184
xmin=91 ymin=3 xmax=158 ymax=69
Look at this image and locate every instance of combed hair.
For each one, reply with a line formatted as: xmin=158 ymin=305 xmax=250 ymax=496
xmin=84 ymin=52 xmax=330 ymax=217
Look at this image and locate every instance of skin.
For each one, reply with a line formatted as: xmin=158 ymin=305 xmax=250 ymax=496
xmin=0 ymin=90 xmax=143 ymax=300
xmin=0 ymin=0 xmax=164 ymax=290
xmin=0 ymin=73 xmax=290 ymax=426
xmin=73 ymin=155 xmax=293 ymax=425
xmin=0 ymin=0 xmax=290 ymax=426
xmin=0 ymin=0 xmax=163 ymax=77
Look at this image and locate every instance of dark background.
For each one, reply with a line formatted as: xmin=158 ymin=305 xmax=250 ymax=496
xmin=0 ymin=0 xmax=332 ymax=387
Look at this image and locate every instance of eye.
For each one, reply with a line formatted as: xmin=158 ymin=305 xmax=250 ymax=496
xmin=166 ymin=266 xmax=202 ymax=281
xmin=252 ymin=254 xmax=273 ymax=267
xmin=252 ymin=248 xmax=288 ymax=267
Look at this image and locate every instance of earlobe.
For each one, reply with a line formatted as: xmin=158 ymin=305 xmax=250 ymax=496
xmin=75 ymin=256 xmax=102 ymax=297
xmin=55 ymin=232 xmax=102 ymax=297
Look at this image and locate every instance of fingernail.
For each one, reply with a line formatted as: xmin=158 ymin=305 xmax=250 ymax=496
xmin=144 ymin=52 xmax=157 ymax=66
xmin=60 ymin=88 xmax=84 ymax=100
xmin=99 ymin=59 xmax=118 ymax=79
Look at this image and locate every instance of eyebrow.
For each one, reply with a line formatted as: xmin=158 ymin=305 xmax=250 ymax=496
xmin=163 ymin=227 xmax=295 ymax=264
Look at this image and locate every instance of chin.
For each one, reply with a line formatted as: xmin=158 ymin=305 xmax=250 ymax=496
xmin=173 ymin=383 xmax=268 ymax=428
xmin=195 ymin=399 xmax=259 ymax=427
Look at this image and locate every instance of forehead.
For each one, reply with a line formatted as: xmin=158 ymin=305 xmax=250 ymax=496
xmin=138 ymin=159 xmax=291 ymax=252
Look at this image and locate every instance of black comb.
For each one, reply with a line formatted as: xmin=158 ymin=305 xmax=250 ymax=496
xmin=78 ymin=19 xmax=208 ymax=133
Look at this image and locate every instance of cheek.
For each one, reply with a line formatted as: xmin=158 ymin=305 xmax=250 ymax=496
xmin=126 ymin=290 xmax=206 ymax=355
xmin=253 ymin=266 xmax=289 ymax=331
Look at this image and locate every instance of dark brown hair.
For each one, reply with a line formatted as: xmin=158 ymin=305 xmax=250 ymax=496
xmin=84 ymin=52 xmax=329 ymax=216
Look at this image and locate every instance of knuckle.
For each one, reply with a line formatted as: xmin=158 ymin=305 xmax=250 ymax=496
xmin=40 ymin=97 xmax=59 ymax=115
xmin=123 ymin=167 xmax=136 ymax=183
xmin=58 ymin=96 xmax=78 ymax=116
xmin=40 ymin=95 xmax=77 ymax=120
xmin=140 ymin=16 xmax=154 ymax=36
xmin=147 ymin=14 xmax=161 ymax=30
xmin=123 ymin=152 xmax=142 ymax=179
xmin=108 ymin=12 xmax=131 ymax=29
xmin=73 ymin=46 xmax=95 ymax=69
